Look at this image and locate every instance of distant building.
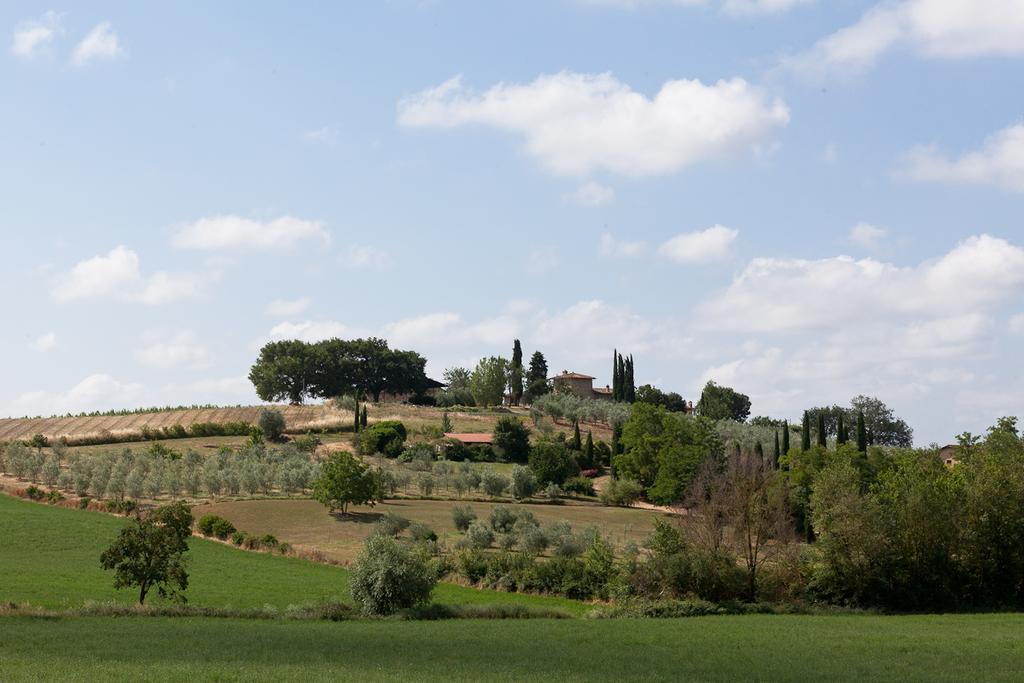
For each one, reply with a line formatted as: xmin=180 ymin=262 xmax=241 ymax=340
xmin=443 ymin=433 xmax=494 ymax=445
xmin=377 ymin=378 xmax=446 ymax=404
xmin=937 ymin=444 xmax=960 ymax=467
xmin=550 ymin=370 xmax=613 ymax=401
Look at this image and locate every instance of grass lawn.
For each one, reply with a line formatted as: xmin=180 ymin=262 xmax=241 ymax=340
xmin=2 ymin=613 xmax=1023 ymax=681
xmin=0 ymin=493 xmax=584 ymax=614
xmin=193 ymin=497 xmax=663 ymax=563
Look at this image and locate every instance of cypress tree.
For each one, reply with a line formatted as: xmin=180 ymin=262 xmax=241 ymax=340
xmin=361 ymin=405 xmax=367 ymax=428
xmin=816 ymin=412 xmax=827 ymax=448
xmin=856 ymin=410 xmax=867 ymax=453
xmin=801 ymin=411 xmax=811 ymax=451
xmin=755 ymin=440 xmax=764 ymax=461
xmin=773 ymin=430 xmax=780 ymax=467
xmin=353 ymin=398 xmax=360 ymax=433
xmin=509 ymin=339 xmax=524 ymax=406
xmin=735 ymin=442 xmax=742 ymax=459
xmin=572 ymin=421 xmax=582 ymax=451
xmin=441 ymin=411 xmax=452 ymax=433
xmin=585 ymin=431 xmax=595 ymax=468
xmin=625 ymin=355 xmax=636 ymax=403
xmin=782 ymin=421 xmax=790 ymax=455
xmin=612 ymin=350 xmax=620 ymax=401
xmin=867 ymin=427 xmax=874 ymax=447
xmin=612 ymin=423 xmax=623 ymax=455
xmin=837 ymin=413 xmax=848 ymax=445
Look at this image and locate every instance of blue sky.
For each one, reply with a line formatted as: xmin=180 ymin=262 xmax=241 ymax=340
xmin=2 ymin=1 xmax=1022 ymax=444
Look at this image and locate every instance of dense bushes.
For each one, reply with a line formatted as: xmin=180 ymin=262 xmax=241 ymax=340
xmin=197 ymin=514 xmax=236 ymax=539
xmin=349 ymin=534 xmax=437 ymax=616
xmin=358 ymin=421 xmax=408 ymax=457
xmin=258 ymin=409 xmax=287 ymax=442
xmin=528 ymin=441 xmax=579 ymax=486
xmin=492 ymin=417 xmax=531 ymax=462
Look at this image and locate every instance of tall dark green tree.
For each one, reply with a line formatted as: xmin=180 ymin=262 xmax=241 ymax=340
xmin=801 ymin=411 xmax=812 ymax=451
xmin=509 ymin=339 xmax=524 ymax=406
xmin=816 ymin=412 xmax=827 ymax=448
xmin=524 ymin=351 xmax=550 ymax=403
xmin=361 ymin=405 xmax=368 ymax=428
xmin=856 ymin=410 xmax=867 ymax=452
xmin=572 ymin=421 xmax=582 ymax=451
xmin=625 ymin=355 xmax=636 ymax=403
xmin=837 ymin=413 xmax=848 ymax=445
xmin=782 ymin=421 xmax=790 ymax=454
xmin=695 ymin=381 xmax=752 ymax=422
xmin=353 ymin=398 xmax=360 ymax=433
xmin=754 ymin=440 xmax=764 ymax=461
xmin=773 ymin=430 xmax=780 ymax=466
xmin=584 ymin=431 xmax=595 ymax=469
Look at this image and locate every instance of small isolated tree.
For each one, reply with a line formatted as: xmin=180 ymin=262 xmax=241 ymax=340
xmin=452 ymin=505 xmax=476 ymax=531
xmin=509 ymin=339 xmax=524 ymax=406
xmin=511 ymin=465 xmax=538 ymax=500
xmin=492 ymin=417 xmax=531 ymax=462
xmin=349 ymin=534 xmax=436 ymax=616
xmin=258 ymin=409 xmax=286 ymax=442
xmin=312 ymin=452 xmax=380 ymax=514
xmin=441 ymin=411 xmax=453 ymax=434
xmin=99 ymin=502 xmax=193 ymax=605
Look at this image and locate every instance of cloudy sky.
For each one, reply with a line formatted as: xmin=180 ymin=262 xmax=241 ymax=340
xmin=3 ymin=1 xmax=1022 ymax=444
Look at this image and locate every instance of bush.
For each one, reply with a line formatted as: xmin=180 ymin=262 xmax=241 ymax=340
xmin=489 ymin=506 xmax=519 ymax=534
xmin=292 ymin=432 xmax=321 ymax=453
xmin=463 ymin=521 xmax=495 ymax=549
xmin=562 ymin=476 xmax=596 ymax=496
xmin=358 ymin=421 xmax=408 ymax=456
xmin=409 ymin=522 xmax=437 ymax=542
xmin=78 ymin=497 xmax=91 ymax=509
xmin=377 ymin=512 xmax=411 ymax=537
xmin=231 ymin=531 xmax=246 ymax=546
xmin=46 ymin=490 xmax=65 ymax=505
xmin=197 ymin=514 xmax=236 ymax=539
xmin=349 ymin=534 xmax=436 ymax=616
xmin=599 ymin=478 xmax=644 ymax=507
xmin=492 ymin=417 xmax=531 ymax=462
xmin=511 ymin=465 xmax=538 ymax=500
xmin=528 ymin=441 xmax=580 ymax=486
xmin=452 ymin=505 xmax=476 ymax=531
xmin=520 ymin=526 xmax=550 ymax=556
xmin=259 ymin=534 xmax=279 ymax=549
xmin=481 ymin=472 xmax=509 ymax=497
xmin=25 ymin=485 xmax=44 ymax=501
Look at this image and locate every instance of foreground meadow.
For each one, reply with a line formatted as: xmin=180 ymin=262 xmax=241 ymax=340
xmin=2 ymin=613 xmax=1023 ymax=682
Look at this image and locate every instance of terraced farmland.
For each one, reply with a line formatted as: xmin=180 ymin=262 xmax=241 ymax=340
xmin=0 ymin=404 xmax=347 ymax=443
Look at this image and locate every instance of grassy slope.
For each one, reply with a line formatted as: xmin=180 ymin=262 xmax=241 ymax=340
xmin=0 ymin=494 xmax=583 ymax=614
xmin=2 ymin=613 xmax=1024 ymax=682
xmin=192 ymin=497 xmax=662 ymax=563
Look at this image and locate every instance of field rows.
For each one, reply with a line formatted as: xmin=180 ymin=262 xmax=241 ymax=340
xmin=0 ymin=405 xmax=339 ymax=442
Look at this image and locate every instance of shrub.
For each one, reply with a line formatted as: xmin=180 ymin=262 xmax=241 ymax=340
xmin=562 ymin=476 xmax=596 ymax=496
xmin=259 ymin=534 xmax=279 ymax=549
xmin=492 ymin=417 xmax=531 ymax=462
xmin=528 ymin=441 xmax=579 ymax=486
xmin=197 ymin=514 xmax=236 ymax=540
xmin=463 ymin=521 xmax=495 ymax=549
xmin=456 ymin=550 xmax=489 ymax=584
xmin=257 ymin=409 xmax=286 ymax=441
xmin=231 ymin=531 xmax=246 ymax=546
xmin=468 ymin=444 xmax=497 ymax=463
xmin=489 ymin=506 xmax=519 ymax=534
xmin=452 ymin=505 xmax=476 ymax=531
xmin=511 ymin=465 xmax=538 ymax=500
xmin=25 ymin=485 xmax=45 ymax=501
xmin=377 ymin=512 xmax=411 ymax=537
xmin=599 ymin=478 xmax=644 ymax=507
xmin=78 ymin=497 xmax=91 ymax=509
xmin=292 ymin=432 xmax=321 ymax=453
xmin=358 ymin=421 xmax=407 ymax=456
xmin=481 ymin=471 xmax=509 ymax=497
xmin=409 ymin=522 xmax=438 ymax=542
xmin=46 ymin=490 xmax=65 ymax=505
xmin=349 ymin=534 xmax=436 ymax=616
xmin=544 ymin=483 xmax=562 ymax=501
xmin=520 ymin=526 xmax=550 ymax=556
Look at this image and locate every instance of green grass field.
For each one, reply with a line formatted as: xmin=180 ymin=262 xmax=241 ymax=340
xmin=192 ymin=496 xmax=662 ymax=563
xmin=2 ymin=613 xmax=1023 ymax=681
xmin=0 ymin=494 xmax=583 ymax=614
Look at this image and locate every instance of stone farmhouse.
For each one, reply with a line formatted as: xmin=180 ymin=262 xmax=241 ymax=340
xmin=550 ymin=371 xmax=613 ymax=401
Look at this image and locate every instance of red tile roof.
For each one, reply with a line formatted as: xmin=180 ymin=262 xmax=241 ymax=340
xmin=551 ymin=371 xmax=595 ymax=380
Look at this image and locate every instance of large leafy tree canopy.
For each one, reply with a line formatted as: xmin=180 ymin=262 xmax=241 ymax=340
xmin=249 ymin=337 xmax=428 ymax=403
xmin=99 ymin=501 xmax=193 ymax=605
xmin=695 ymin=381 xmax=752 ymax=422
xmin=312 ymin=451 xmax=380 ymax=514
xmin=805 ymin=396 xmax=913 ymax=448
xmin=524 ymin=351 xmax=550 ymax=403
xmin=469 ymin=356 xmax=509 ymax=407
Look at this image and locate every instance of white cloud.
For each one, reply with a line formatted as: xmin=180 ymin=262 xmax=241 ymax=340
xmin=398 ymin=71 xmax=789 ymax=177
xmin=895 ymin=123 xmax=1024 ymax=193
xmin=10 ymin=11 xmax=62 ymax=59
xmin=785 ymin=0 xmax=1024 ymax=76
xmin=302 ymin=126 xmax=338 ymax=145
xmin=566 ymin=181 xmax=615 ymax=207
xmin=266 ymin=320 xmax=360 ymax=343
xmin=659 ymin=225 xmax=739 ymax=263
xmin=526 ymin=247 xmax=561 ymax=276
xmin=265 ymin=297 xmax=312 ymax=317
xmin=51 ymin=246 xmax=206 ymax=305
xmin=31 ymin=332 xmax=57 ymax=352
xmin=71 ymin=21 xmax=124 ymax=67
xmin=384 ymin=312 xmax=519 ymax=350
xmin=135 ymin=332 xmax=212 ymax=370
xmin=9 ymin=374 xmax=144 ymax=417
xmin=173 ymin=215 xmax=330 ymax=251
xmin=849 ymin=222 xmax=888 ymax=249
xmin=1010 ymin=314 xmax=1024 ymax=334
xmin=344 ymin=245 xmax=391 ymax=269
xmin=698 ymin=234 xmax=1024 ymax=333
xmin=599 ymin=232 xmax=647 ymax=258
